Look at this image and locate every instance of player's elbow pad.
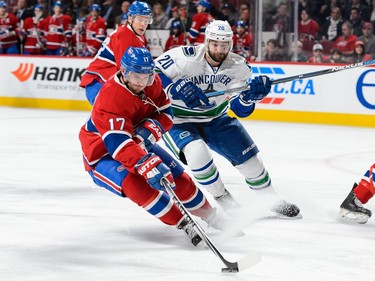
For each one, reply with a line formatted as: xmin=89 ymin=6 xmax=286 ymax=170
xmin=229 ymin=96 xmax=255 ymax=118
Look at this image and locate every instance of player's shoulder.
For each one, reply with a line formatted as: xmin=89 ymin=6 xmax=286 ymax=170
xmin=226 ymin=53 xmax=253 ymax=72
xmin=158 ymin=44 xmax=203 ymax=60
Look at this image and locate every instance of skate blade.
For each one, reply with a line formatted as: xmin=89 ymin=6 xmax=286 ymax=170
xmin=340 ymin=208 xmax=369 ymax=224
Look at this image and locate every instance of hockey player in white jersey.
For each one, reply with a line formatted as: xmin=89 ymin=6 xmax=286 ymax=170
xmin=155 ymin=20 xmax=300 ymax=218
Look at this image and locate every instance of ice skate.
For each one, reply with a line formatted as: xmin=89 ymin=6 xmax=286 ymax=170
xmin=340 ymin=183 xmax=372 ymax=224
xmin=214 ymin=188 xmax=241 ymax=211
xmin=177 ymin=217 xmax=202 ymax=246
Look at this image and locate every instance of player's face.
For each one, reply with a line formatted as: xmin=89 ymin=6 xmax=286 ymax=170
xmin=0 ymin=7 xmax=5 ymax=16
xmin=125 ymin=71 xmax=154 ymax=93
xmin=130 ymin=15 xmax=151 ymax=35
xmin=236 ymin=26 xmax=245 ymax=36
xmin=208 ymin=40 xmax=230 ymax=63
xmin=90 ymin=10 xmax=99 ymax=19
xmin=34 ymin=9 xmax=42 ymax=17
xmin=53 ymin=6 xmax=62 ymax=15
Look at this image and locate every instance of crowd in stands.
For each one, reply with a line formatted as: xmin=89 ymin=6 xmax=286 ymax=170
xmin=0 ymin=0 xmax=374 ymax=63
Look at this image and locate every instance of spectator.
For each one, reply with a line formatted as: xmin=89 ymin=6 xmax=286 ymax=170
xmin=177 ymin=4 xmax=191 ymax=32
xmin=264 ymin=2 xmax=290 ymax=50
xmin=369 ymin=0 xmax=375 ymax=28
xmin=13 ymin=0 xmax=33 ymax=21
xmin=262 ymin=38 xmax=286 ymax=61
xmin=164 ymin=20 xmax=185 ymax=51
xmin=344 ymin=0 xmax=368 ymax=20
xmin=329 ymin=47 xmax=345 ymax=63
xmin=349 ymin=7 xmax=365 ymax=36
xmin=218 ymin=2 xmax=235 ymax=25
xmin=319 ymin=7 xmax=344 ymax=41
xmin=358 ymin=22 xmax=375 ymax=58
xmin=298 ymin=8 xmax=319 ymax=41
xmin=21 ymin=4 xmax=46 ymax=55
xmin=350 ymin=40 xmax=372 ymax=62
xmin=150 ymin=2 xmax=169 ymax=29
xmin=114 ymin=1 xmax=130 ymax=28
xmin=289 ymin=40 xmax=309 ymax=62
xmin=0 ymin=1 xmax=19 ymax=54
xmin=264 ymin=1 xmax=289 ymax=33
xmin=101 ymin=0 xmax=122 ymax=29
xmin=43 ymin=1 xmax=72 ymax=56
xmin=232 ymin=20 xmax=253 ymax=60
xmin=333 ymin=21 xmax=358 ymax=60
xmin=165 ymin=6 xmax=179 ymax=30
xmin=309 ymin=43 xmax=329 ymax=63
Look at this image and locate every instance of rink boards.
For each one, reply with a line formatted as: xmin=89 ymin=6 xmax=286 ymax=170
xmin=0 ymin=55 xmax=374 ymax=127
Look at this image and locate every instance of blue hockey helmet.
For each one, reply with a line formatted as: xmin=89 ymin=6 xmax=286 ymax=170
xmin=90 ymin=4 xmax=101 ymax=12
xmin=121 ymin=12 xmax=128 ymax=22
xmin=128 ymin=1 xmax=152 ymax=18
xmin=235 ymin=20 xmax=247 ymax=29
xmin=171 ymin=20 xmax=182 ymax=30
xmin=53 ymin=1 xmax=63 ymax=8
xmin=197 ymin=0 xmax=211 ymax=11
xmin=34 ymin=4 xmax=44 ymax=11
xmin=0 ymin=1 xmax=7 ymax=8
xmin=120 ymin=47 xmax=155 ymax=86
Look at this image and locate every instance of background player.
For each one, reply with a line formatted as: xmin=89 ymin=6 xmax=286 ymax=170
xmin=80 ymin=1 xmax=152 ymax=105
xmin=155 ymin=20 xmax=300 ymax=218
xmin=187 ymin=0 xmax=213 ymax=46
xmin=82 ymin=4 xmax=107 ymax=57
xmin=79 ymin=47 xmax=226 ymax=246
xmin=340 ymin=163 xmax=374 ymax=224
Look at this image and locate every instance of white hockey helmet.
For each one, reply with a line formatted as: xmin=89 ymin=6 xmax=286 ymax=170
xmin=204 ymin=20 xmax=233 ymax=51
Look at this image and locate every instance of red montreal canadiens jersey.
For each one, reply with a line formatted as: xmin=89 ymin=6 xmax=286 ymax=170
xmin=22 ymin=17 xmax=47 ymax=54
xmin=0 ymin=13 xmax=18 ymax=48
xmin=232 ymin=32 xmax=253 ymax=58
xmin=85 ymin=16 xmax=107 ymax=53
xmin=43 ymin=14 xmax=72 ymax=50
xmin=165 ymin=33 xmax=185 ymax=51
xmin=79 ymin=74 xmax=173 ymax=173
xmin=188 ymin=13 xmax=213 ymax=45
xmin=80 ymin=24 xmax=147 ymax=87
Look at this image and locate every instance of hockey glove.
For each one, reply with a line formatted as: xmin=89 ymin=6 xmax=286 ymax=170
xmin=135 ymin=153 xmax=175 ymax=191
xmin=134 ymin=119 xmax=164 ymax=151
xmin=240 ymin=75 xmax=272 ymax=103
xmin=169 ymin=79 xmax=209 ymax=109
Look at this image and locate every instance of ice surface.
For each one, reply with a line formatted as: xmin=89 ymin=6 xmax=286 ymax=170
xmin=1 ymin=107 xmax=374 ymax=281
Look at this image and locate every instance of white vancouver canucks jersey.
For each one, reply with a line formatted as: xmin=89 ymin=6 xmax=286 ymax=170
xmin=155 ymin=44 xmax=253 ymax=124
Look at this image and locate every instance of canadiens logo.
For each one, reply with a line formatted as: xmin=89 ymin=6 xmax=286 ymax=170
xmin=117 ymin=165 xmax=126 ymax=172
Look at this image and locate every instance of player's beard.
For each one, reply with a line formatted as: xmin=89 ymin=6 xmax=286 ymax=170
xmin=208 ymin=50 xmax=228 ymax=63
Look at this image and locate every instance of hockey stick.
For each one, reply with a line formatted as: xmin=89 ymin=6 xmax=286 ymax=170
xmin=206 ymin=59 xmax=375 ymax=98
xmin=161 ymin=178 xmax=261 ymax=273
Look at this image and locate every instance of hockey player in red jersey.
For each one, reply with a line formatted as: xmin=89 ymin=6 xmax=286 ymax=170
xmin=232 ymin=20 xmax=254 ymax=61
xmin=187 ymin=0 xmax=213 ymax=45
xmin=0 ymin=1 xmax=19 ymax=54
xmin=83 ymin=4 xmax=107 ymax=57
xmin=21 ymin=4 xmax=46 ymax=55
xmin=165 ymin=20 xmax=186 ymax=51
xmin=79 ymin=47 xmax=225 ymax=246
xmin=43 ymin=1 xmax=72 ymax=56
xmin=340 ymin=163 xmax=375 ymax=224
xmin=80 ymin=1 xmax=151 ymax=105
